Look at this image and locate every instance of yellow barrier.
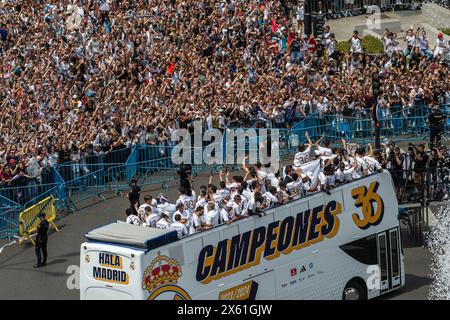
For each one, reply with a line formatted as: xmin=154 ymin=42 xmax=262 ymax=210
xmin=18 ymin=196 xmax=59 ymax=245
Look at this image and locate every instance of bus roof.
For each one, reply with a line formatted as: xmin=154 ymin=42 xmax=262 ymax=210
xmin=85 ymin=221 xmax=178 ymax=250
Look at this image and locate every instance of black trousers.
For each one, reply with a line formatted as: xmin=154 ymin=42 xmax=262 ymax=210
xmin=430 ymin=128 xmax=442 ymax=147
xmin=35 ymin=239 xmax=48 ymax=265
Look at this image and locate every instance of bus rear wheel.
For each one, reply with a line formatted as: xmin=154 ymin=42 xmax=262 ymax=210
xmin=342 ymin=280 xmax=367 ymax=300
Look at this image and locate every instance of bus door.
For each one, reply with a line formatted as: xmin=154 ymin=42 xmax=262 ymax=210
xmin=377 ymin=227 xmax=401 ymax=293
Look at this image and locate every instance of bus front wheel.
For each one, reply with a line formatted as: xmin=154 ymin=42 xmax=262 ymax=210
xmin=342 ymin=280 xmax=367 ymax=300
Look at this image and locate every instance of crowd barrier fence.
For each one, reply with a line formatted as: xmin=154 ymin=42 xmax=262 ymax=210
xmin=0 ymin=105 xmax=448 ymax=240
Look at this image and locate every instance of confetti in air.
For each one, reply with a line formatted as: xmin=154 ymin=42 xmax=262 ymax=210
xmin=428 ymin=200 xmax=450 ymax=300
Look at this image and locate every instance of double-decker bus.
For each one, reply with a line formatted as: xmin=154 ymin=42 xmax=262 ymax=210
xmin=80 ymin=170 xmax=404 ymax=300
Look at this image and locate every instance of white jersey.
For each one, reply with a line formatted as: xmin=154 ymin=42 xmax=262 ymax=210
xmin=335 ymin=169 xmax=345 ymax=183
xmin=352 ymin=157 xmax=367 ymax=179
xmin=126 ymin=214 xmax=140 ymax=226
xmin=157 ymin=202 xmax=177 ymax=215
xmin=170 ymin=221 xmax=188 ymax=238
xmin=195 ymin=198 xmax=208 ymax=210
xmin=204 ymin=208 xmax=220 ymax=227
xmin=145 ymin=213 xmax=159 ymax=228
xmin=363 ymin=156 xmax=382 ymax=174
xmin=317 ymin=146 xmax=333 ymax=157
xmin=319 ymin=172 xmax=336 ymax=188
xmin=220 ymin=208 xmax=234 ymax=223
xmin=191 ymin=214 xmax=203 ymax=233
xmin=176 ymin=194 xmax=196 ymax=213
xmin=286 ymin=180 xmax=303 ymax=198
xmin=262 ymin=192 xmax=279 ymax=208
xmin=294 ymin=147 xmax=311 ymax=167
xmin=156 ymin=219 xmax=170 ymax=230
xmin=138 ymin=204 xmax=151 ymax=221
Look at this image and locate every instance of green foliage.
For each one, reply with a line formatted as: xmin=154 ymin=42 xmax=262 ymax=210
xmin=336 ymin=35 xmax=384 ymax=55
xmin=440 ymin=28 xmax=450 ymax=36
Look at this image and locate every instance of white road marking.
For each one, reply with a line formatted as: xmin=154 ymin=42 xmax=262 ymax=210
xmin=0 ymin=240 xmax=17 ymax=255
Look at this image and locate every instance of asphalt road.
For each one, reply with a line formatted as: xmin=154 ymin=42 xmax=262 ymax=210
xmin=0 ymin=168 xmax=435 ymax=300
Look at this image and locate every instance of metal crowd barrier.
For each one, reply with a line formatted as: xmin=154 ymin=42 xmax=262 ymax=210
xmin=315 ymin=0 xmax=421 ymax=15
xmin=0 ymin=102 xmax=448 ymax=239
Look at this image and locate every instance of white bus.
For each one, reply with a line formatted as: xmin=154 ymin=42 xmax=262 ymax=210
xmin=80 ymin=171 xmax=404 ymax=300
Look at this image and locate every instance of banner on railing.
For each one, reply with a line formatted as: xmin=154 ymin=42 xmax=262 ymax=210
xmin=18 ymin=196 xmax=59 ymax=245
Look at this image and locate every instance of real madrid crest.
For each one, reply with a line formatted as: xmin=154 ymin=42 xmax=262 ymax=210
xmin=142 ymin=252 xmax=191 ymax=300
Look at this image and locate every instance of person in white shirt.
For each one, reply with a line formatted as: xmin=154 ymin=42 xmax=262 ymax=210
xmin=195 ymin=189 xmax=209 ymax=210
xmin=176 ymin=187 xmax=196 ymax=214
xmin=434 ymin=32 xmax=446 ymax=59
xmin=172 ymin=202 xmax=192 ymax=230
xmin=221 ymin=203 xmax=235 ymax=224
xmin=144 ymin=206 xmax=159 ymax=228
xmin=233 ymin=194 xmax=249 ymax=217
xmin=170 ymin=213 xmax=189 ymax=238
xmin=156 ymin=212 xmax=171 ymax=229
xmin=350 ymin=30 xmax=362 ymax=54
xmin=138 ymin=195 xmax=153 ymax=223
xmin=405 ymin=28 xmax=416 ymax=57
xmin=300 ymin=174 xmax=314 ymax=195
xmin=204 ymin=201 xmax=220 ymax=227
xmin=363 ymin=144 xmax=382 ymax=174
xmin=352 ymin=148 xmax=369 ymax=179
xmin=263 ymin=186 xmax=279 ymax=208
xmin=192 ymin=206 xmax=206 ymax=233
xmin=294 ymin=131 xmax=312 ymax=168
xmin=157 ymin=194 xmax=177 ymax=215
xmin=237 ymin=182 xmax=251 ymax=203
xmin=286 ymin=173 xmax=303 ymax=198
xmin=125 ymin=208 xmax=140 ymax=226
xmin=315 ymin=133 xmax=333 ymax=157
xmin=319 ymin=162 xmax=336 ymax=194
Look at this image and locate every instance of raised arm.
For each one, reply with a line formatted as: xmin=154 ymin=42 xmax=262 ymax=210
xmin=315 ymin=133 xmax=325 ymax=148
xmin=305 ymin=131 xmax=312 ymax=149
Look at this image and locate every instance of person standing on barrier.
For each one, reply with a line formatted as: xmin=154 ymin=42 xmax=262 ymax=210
xmin=34 ymin=212 xmax=49 ymax=268
xmin=428 ymin=104 xmax=445 ymax=148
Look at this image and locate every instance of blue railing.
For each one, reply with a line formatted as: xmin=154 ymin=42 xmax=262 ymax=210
xmin=0 ymin=104 xmax=448 ymax=239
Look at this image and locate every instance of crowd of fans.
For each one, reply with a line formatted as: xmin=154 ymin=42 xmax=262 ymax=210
xmin=1 ymin=1 xmax=449 ymax=200
xmin=124 ymin=131 xmax=450 ymax=238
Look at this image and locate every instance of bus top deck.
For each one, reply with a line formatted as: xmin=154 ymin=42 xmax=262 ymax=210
xmin=85 ymin=171 xmax=393 ymax=252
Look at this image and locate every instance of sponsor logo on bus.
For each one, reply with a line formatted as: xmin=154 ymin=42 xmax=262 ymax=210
xmin=142 ymin=253 xmax=191 ymax=300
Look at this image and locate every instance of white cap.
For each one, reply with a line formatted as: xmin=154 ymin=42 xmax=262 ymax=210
xmin=151 ymin=199 xmax=158 ymax=206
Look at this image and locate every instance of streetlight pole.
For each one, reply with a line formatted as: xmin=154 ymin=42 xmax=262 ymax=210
xmin=304 ymin=0 xmax=312 ymax=36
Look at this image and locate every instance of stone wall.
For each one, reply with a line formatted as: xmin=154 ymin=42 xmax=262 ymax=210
xmin=422 ymin=3 xmax=450 ymax=29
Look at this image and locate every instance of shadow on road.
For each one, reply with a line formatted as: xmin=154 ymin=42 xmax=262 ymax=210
xmin=384 ymin=273 xmax=432 ymax=300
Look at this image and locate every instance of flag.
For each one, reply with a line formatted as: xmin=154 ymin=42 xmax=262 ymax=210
xmin=300 ymin=159 xmax=322 ymax=187
xmin=271 ymin=19 xmax=279 ymax=33
xmin=167 ymin=63 xmax=176 ymax=75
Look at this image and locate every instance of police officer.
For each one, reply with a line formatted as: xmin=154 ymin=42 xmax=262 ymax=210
xmin=428 ymin=104 xmax=446 ymax=148
xmin=34 ymin=212 xmax=49 ymax=268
